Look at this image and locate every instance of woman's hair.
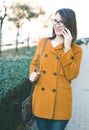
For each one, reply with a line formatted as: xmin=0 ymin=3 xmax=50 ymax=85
xmin=50 ymin=8 xmax=77 ymax=43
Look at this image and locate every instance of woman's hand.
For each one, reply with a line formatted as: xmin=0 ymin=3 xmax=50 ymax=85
xmin=29 ymin=71 xmax=40 ymax=83
xmin=61 ymin=28 xmax=72 ymax=49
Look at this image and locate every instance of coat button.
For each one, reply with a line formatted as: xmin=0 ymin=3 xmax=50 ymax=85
xmin=52 ymin=89 xmax=56 ymax=92
xmin=56 ymin=55 xmax=60 ymax=60
xmin=42 ymin=70 xmax=46 ymax=74
xmin=71 ymin=55 xmax=75 ymax=60
xmin=53 ymin=72 xmax=58 ymax=76
xmin=44 ymin=54 xmax=48 ymax=57
xmin=41 ymin=87 xmax=45 ymax=91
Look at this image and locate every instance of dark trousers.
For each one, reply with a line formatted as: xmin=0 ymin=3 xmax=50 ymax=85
xmin=34 ymin=116 xmax=69 ymax=130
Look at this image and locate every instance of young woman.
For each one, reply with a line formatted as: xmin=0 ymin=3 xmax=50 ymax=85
xmin=29 ymin=8 xmax=82 ymax=130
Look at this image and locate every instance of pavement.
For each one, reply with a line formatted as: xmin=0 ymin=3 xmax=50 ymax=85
xmin=34 ymin=44 xmax=89 ymax=130
xmin=66 ymin=44 xmax=89 ymax=130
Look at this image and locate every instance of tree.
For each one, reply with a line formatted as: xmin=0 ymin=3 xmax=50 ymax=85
xmin=0 ymin=0 xmax=7 ymax=55
xmin=8 ymin=2 xmax=45 ymax=51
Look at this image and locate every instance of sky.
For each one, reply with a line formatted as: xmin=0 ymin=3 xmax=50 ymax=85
xmin=2 ymin=0 xmax=89 ymax=39
xmin=27 ymin=0 xmax=89 ymax=38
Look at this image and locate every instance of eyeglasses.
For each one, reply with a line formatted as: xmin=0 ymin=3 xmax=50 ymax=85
xmin=51 ymin=19 xmax=64 ymax=27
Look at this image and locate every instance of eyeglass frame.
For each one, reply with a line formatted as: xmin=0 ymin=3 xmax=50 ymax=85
xmin=51 ymin=19 xmax=65 ymax=27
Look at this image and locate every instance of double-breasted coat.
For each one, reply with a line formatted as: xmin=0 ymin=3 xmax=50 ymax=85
xmin=30 ymin=37 xmax=82 ymax=120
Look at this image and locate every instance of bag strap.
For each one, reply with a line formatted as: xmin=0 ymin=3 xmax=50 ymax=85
xmin=35 ymin=37 xmax=49 ymax=72
xmin=30 ymin=38 xmax=49 ymax=96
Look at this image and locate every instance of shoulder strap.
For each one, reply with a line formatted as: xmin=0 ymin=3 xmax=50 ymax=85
xmin=36 ymin=38 xmax=49 ymax=72
xmin=30 ymin=38 xmax=49 ymax=95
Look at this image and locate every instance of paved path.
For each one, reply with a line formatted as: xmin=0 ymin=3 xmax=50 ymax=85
xmin=34 ymin=44 xmax=89 ymax=130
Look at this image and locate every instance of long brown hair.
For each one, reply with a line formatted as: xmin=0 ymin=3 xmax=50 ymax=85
xmin=50 ymin=8 xmax=77 ymax=43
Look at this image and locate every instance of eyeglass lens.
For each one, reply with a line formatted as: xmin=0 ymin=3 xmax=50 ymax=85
xmin=51 ymin=19 xmax=64 ymax=27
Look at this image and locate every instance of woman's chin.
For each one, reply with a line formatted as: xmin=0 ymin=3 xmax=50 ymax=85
xmin=56 ymin=32 xmax=62 ymax=36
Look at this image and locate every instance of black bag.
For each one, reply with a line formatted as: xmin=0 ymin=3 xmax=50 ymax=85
xmin=21 ymin=38 xmax=48 ymax=124
xmin=22 ymin=96 xmax=32 ymax=123
xmin=21 ymin=85 xmax=34 ymax=123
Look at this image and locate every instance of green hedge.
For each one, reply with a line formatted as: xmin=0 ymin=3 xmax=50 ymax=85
xmin=0 ymin=78 xmax=32 ymax=130
xmin=0 ymin=47 xmax=36 ymax=130
xmin=0 ymin=58 xmax=31 ymax=96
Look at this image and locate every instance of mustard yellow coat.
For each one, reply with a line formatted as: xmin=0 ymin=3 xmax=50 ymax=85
xmin=30 ymin=37 xmax=82 ymax=120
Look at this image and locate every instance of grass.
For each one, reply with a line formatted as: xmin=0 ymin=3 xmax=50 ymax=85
xmin=0 ymin=46 xmax=36 ymax=59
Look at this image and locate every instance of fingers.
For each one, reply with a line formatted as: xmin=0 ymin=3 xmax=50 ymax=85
xmin=61 ymin=28 xmax=72 ymax=49
xmin=61 ymin=28 xmax=71 ymax=37
xmin=61 ymin=28 xmax=72 ymax=41
xmin=29 ymin=71 xmax=40 ymax=82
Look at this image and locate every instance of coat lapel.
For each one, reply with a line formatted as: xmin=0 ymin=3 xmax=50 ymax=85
xmin=45 ymin=39 xmax=56 ymax=54
xmin=45 ymin=39 xmax=64 ymax=55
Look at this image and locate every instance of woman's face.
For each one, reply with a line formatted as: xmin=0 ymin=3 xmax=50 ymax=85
xmin=52 ymin=13 xmax=65 ymax=36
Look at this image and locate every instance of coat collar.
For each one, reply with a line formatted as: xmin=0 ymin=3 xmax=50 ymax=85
xmin=45 ymin=39 xmax=64 ymax=54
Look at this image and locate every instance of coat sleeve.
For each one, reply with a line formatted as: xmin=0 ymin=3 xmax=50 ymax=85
xmin=61 ymin=45 xmax=82 ymax=80
xmin=29 ymin=38 xmax=46 ymax=74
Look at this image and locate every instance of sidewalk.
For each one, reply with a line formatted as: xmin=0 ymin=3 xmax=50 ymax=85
xmin=34 ymin=44 xmax=89 ymax=130
xmin=66 ymin=44 xmax=89 ymax=130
